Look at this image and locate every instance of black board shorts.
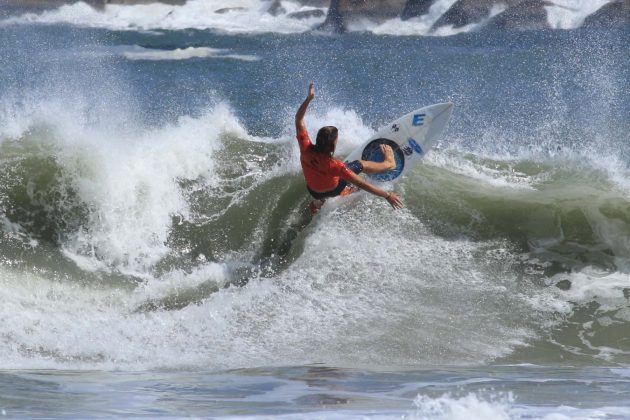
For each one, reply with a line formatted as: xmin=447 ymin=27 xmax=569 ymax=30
xmin=307 ymin=160 xmax=363 ymax=200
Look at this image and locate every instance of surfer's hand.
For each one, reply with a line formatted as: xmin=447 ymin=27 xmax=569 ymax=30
xmin=385 ymin=192 xmax=403 ymax=209
xmin=307 ymin=81 xmax=315 ymax=100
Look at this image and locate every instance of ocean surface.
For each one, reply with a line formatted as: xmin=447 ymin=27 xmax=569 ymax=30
xmin=0 ymin=0 xmax=629 ymax=418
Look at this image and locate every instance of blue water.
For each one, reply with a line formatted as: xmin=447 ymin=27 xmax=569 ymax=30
xmin=0 ymin=2 xmax=629 ymax=418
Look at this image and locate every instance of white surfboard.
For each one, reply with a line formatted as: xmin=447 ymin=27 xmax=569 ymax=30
xmin=344 ymin=102 xmax=454 ymax=183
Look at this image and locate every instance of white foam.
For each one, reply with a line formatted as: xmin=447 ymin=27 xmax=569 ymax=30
xmin=411 ymin=390 xmax=630 ymax=419
xmin=551 ymin=269 xmax=630 ymax=310
xmin=2 ymin=0 xmax=325 ymax=33
xmin=0 ymin=264 xmax=229 ymax=369
xmin=0 ymin=87 xmax=255 ymax=275
xmin=524 ymin=268 xmax=630 ymax=362
xmin=545 ymin=0 xmax=613 ymax=29
xmin=0 ymin=200 xmax=542 ymax=370
xmin=254 ymin=207 xmax=540 ymax=367
xmin=367 ymin=0 xmax=458 ymax=36
xmin=412 ymin=392 xmax=514 ymax=420
xmin=119 ymin=45 xmax=258 ymax=62
xmin=0 ymin=215 xmax=38 ymax=247
xmin=426 ymin=150 xmax=538 ymax=190
xmin=138 ymin=262 xmax=229 ymax=300
xmin=582 ymin=153 xmax=630 ymax=199
xmin=57 ymin=105 xmax=246 ymax=274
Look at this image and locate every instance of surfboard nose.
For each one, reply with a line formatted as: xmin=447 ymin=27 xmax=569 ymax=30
xmin=427 ymin=102 xmax=454 ymax=141
xmin=429 ymin=102 xmax=455 ymax=118
xmin=433 ymin=102 xmax=454 ymax=120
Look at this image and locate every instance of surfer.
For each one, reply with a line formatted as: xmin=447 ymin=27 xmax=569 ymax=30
xmin=296 ymin=82 xmax=404 ymax=214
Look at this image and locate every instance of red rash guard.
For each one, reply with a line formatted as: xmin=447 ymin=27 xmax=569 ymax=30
xmin=296 ymin=129 xmax=353 ymax=192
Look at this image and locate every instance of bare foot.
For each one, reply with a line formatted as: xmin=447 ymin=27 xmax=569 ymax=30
xmin=379 ymin=144 xmax=396 ymax=171
xmin=309 ymin=199 xmax=324 ymax=215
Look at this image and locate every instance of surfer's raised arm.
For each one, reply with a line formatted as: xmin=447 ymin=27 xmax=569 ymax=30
xmin=295 ymin=81 xmax=315 ymax=134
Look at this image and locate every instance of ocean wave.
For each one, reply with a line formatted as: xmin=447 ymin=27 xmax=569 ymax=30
xmin=2 ymin=81 xmax=630 ymax=369
xmin=412 ymin=149 xmax=630 ymax=272
xmin=0 ymin=100 xmax=254 ymax=275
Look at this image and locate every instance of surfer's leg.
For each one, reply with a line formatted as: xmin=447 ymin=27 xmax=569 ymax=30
xmin=307 ymin=186 xmax=335 ymax=215
xmin=360 ymin=144 xmax=396 ymax=174
xmin=309 ymin=199 xmax=325 ymax=215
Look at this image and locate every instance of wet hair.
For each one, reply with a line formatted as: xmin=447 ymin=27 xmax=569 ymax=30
xmin=313 ymin=126 xmax=338 ymax=155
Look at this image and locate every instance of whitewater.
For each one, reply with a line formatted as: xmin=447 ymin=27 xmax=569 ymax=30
xmin=0 ymin=0 xmax=629 ymax=418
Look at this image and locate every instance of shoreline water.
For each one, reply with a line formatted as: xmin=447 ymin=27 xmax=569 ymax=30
xmin=2 ymin=365 xmax=629 ymax=417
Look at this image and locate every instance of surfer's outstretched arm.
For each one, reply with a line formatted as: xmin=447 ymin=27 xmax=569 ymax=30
xmin=347 ymin=172 xmax=403 ymax=209
xmin=295 ymin=81 xmax=315 ymax=133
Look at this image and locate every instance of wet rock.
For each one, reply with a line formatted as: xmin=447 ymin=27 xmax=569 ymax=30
xmin=343 ymin=0 xmax=407 ymax=19
xmin=401 ymin=0 xmax=435 ymax=21
xmin=295 ymin=0 xmax=328 ymax=6
xmin=582 ymin=0 xmax=630 ymax=28
xmin=485 ymin=0 xmax=553 ymax=30
xmin=289 ymin=9 xmax=326 ymax=19
xmin=267 ymin=0 xmax=286 ymax=16
xmin=317 ymin=0 xmax=407 ymax=32
xmin=432 ymin=0 xmax=513 ymax=29
xmin=316 ymin=0 xmax=346 ymax=33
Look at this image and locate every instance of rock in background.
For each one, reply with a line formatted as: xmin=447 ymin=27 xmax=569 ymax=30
xmin=3 ymin=0 xmax=628 ymax=32
xmin=317 ymin=0 xmax=629 ymax=32
xmin=431 ymin=0 xmax=516 ymax=29
xmin=582 ymin=0 xmax=630 ymax=27
xmin=401 ymin=0 xmax=436 ymax=20
xmin=484 ymin=0 xmax=553 ymax=30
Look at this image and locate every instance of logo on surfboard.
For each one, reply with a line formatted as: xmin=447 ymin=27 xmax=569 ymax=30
xmin=412 ymin=113 xmax=426 ymax=126
xmin=408 ymin=138 xmax=423 ymax=155
xmin=361 ymin=138 xmax=404 ymax=182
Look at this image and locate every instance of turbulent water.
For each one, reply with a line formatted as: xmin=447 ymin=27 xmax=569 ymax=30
xmin=0 ymin=0 xmax=629 ymax=418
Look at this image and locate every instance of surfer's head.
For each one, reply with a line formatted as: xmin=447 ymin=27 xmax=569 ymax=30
xmin=314 ymin=126 xmax=338 ymax=156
